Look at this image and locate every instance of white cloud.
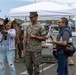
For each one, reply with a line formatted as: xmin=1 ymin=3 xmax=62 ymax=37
xmin=18 ymin=0 xmax=76 ymax=4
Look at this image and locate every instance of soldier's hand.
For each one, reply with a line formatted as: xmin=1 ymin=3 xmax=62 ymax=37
xmin=23 ymin=49 xmax=26 ymax=54
xmin=17 ymin=40 xmax=20 ymax=44
xmin=29 ymin=34 xmax=36 ymax=38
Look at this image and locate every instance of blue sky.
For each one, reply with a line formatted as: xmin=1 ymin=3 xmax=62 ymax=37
xmin=0 ymin=0 xmax=33 ymax=18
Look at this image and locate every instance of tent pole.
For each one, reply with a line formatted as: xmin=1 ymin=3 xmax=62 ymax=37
xmin=25 ymin=17 xmax=27 ymax=22
xmin=35 ymin=0 xmax=36 ymax=3
xmin=74 ymin=8 xmax=76 ymax=32
xmin=75 ymin=15 xmax=76 ymax=31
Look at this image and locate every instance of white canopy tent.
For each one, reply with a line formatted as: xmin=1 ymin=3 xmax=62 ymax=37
xmin=10 ymin=11 xmax=75 ymax=20
xmin=9 ymin=2 xmax=75 ymax=18
xmin=11 ymin=15 xmax=73 ymax=21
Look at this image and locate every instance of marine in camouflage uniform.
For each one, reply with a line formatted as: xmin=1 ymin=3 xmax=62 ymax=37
xmin=24 ymin=12 xmax=46 ymax=75
xmin=12 ymin=21 xmax=20 ymax=62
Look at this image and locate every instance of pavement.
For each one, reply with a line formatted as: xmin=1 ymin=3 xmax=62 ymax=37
xmin=5 ymin=36 xmax=76 ymax=75
xmin=5 ymin=53 xmax=76 ymax=75
xmin=68 ymin=53 xmax=76 ymax=75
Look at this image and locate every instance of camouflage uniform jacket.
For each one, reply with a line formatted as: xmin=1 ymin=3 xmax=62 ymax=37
xmin=24 ymin=22 xmax=46 ymax=52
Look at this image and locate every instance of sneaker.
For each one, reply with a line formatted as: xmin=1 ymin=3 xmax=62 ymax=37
xmin=68 ymin=57 xmax=74 ymax=66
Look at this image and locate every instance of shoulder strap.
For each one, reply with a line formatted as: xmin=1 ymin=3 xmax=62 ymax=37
xmin=60 ymin=28 xmax=72 ymax=37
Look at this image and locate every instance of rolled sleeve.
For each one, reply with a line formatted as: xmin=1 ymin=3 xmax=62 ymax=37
xmin=40 ymin=26 xmax=46 ymax=36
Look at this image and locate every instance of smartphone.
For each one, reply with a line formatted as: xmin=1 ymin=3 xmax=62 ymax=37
xmin=50 ymin=35 xmax=53 ymax=40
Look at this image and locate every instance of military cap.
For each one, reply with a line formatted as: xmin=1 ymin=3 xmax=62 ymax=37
xmin=29 ymin=12 xmax=38 ymax=18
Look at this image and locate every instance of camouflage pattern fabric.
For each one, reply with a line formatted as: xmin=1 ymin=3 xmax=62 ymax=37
xmin=15 ymin=43 xmax=18 ymax=59
xmin=15 ymin=27 xmax=21 ymax=43
xmin=25 ymin=52 xmax=42 ymax=75
xmin=25 ymin=22 xmax=46 ymax=52
xmin=15 ymin=27 xmax=23 ymax=59
xmin=14 ymin=28 xmax=19 ymax=59
xmin=15 ymin=27 xmax=21 ymax=59
xmin=24 ymin=22 xmax=46 ymax=75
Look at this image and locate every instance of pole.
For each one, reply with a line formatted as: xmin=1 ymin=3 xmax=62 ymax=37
xmin=35 ymin=0 xmax=36 ymax=3
xmin=74 ymin=8 xmax=76 ymax=32
xmin=73 ymin=5 xmax=76 ymax=31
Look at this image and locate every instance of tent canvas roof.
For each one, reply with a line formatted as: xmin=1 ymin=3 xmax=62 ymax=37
xmin=9 ymin=2 xmax=75 ymax=17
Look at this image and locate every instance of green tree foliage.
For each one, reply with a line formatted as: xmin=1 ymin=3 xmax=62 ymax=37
xmin=69 ymin=19 xmax=75 ymax=22
xmin=45 ymin=20 xmax=52 ymax=24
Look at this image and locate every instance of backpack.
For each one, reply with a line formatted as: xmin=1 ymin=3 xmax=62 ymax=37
xmin=59 ymin=27 xmax=76 ymax=56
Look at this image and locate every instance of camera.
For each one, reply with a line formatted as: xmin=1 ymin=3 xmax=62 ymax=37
xmin=0 ymin=25 xmax=7 ymax=40
xmin=4 ymin=33 xmax=7 ymax=40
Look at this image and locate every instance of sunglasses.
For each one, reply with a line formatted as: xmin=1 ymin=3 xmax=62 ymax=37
xmin=58 ymin=22 xmax=62 ymax=23
xmin=30 ymin=17 xmax=34 ymax=19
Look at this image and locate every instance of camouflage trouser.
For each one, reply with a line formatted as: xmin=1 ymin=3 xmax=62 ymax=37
xmin=15 ymin=43 xmax=18 ymax=59
xmin=25 ymin=52 xmax=42 ymax=75
xmin=15 ymin=43 xmax=23 ymax=59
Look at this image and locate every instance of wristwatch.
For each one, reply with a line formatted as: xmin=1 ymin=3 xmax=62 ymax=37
xmin=34 ymin=35 xmax=37 ymax=39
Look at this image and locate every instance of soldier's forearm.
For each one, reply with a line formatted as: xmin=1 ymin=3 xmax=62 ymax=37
xmin=35 ymin=35 xmax=46 ymax=41
xmin=23 ymin=35 xmax=27 ymax=49
xmin=23 ymin=40 xmax=27 ymax=49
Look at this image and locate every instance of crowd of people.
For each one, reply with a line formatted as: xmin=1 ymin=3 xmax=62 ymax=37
xmin=0 ymin=12 xmax=75 ymax=75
